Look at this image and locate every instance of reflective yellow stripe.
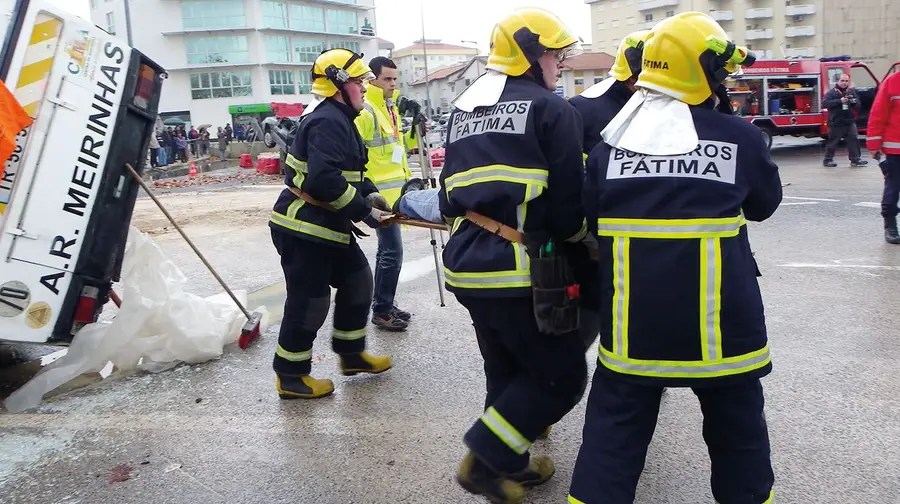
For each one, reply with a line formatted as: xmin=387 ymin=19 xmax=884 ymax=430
xmin=330 ymin=185 xmax=357 ymax=210
xmin=270 ymin=211 xmax=351 ymax=245
xmin=514 ymin=184 xmax=540 ymax=272
xmin=333 ymin=328 xmax=366 ymax=341
xmin=365 ymin=136 xmax=398 ymax=148
xmin=700 ymin=238 xmax=724 ymax=361
xmin=276 ymin=344 xmax=312 ymax=362
xmin=376 ymin=178 xmax=407 ymax=191
xmin=480 ymin=407 xmax=531 ymax=455
xmin=287 ymin=198 xmax=305 ymax=220
xmin=599 ymin=344 xmax=771 ymax=378
xmin=286 ymin=154 xmax=306 ymax=187
xmin=582 ymin=152 xmax=589 ymax=164
xmin=444 ymin=268 xmax=531 ymax=289
xmin=717 ymin=488 xmax=773 ymax=504
xmin=451 ymin=216 xmax=465 ymax=235
xmin=569 ymin=495 xmax=587 ymax=504
xmin=611 ymin=236 xmax=630 ymax=358
xmin=445 ymin=165 xmax=549 ymax=193
xmin=341 ymin=170 xmax=364 ymax=182
xmin=597 ymin=215 xmax=746 ymax=239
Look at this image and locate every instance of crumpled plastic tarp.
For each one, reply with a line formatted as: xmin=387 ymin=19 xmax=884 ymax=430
xmin=3 ymin=226 xmax=268 ymax=413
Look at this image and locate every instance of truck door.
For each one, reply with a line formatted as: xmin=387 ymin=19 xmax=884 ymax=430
xmin=851 ymin=63 xmax=879 ymax=131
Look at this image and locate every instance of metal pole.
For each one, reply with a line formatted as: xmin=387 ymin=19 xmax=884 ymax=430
xmin=414 ymin=122 xmax=445 ymax=307
xmin=123 ymin=0 xmax=134 ymax=46
xmin=420 ymin=4 xmax=432 ymax=117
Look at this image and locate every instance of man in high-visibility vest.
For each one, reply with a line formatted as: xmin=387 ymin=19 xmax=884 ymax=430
xmin=354 ymin=57 xmax=422 ymax=332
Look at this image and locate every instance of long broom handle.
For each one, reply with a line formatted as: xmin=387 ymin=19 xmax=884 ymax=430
xmin=125 ymin=163 xmax=252 ymax=320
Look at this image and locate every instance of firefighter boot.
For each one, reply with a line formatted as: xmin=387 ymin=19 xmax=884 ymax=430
xmin=508 ymin=455 xmax=556 ymax=487
xmin=537 ymin=426 xmax=552 ymax=440
xmin=276 ymin=374 xmax=335 ymax=399
xmin=456 ymin=452 xmax=526 ymax=504
xmin=885 ymin=217 xmax=900 ymax=245
xmin=339 ymin=351 xmax=393 ymax=376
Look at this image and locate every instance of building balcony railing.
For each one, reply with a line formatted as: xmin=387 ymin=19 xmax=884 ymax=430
xmin=745 ymin=28 xmax=774 ymax=40
xmin=709 ymin=10 xmax=734 ymax=21
xmin=161 ymin=26 xmax=255 ymax=36
xmin=745 ymin=7 xmax=773 ymax=19
xmin=639 ymin=20 xmax=659 ymax=30
xmin=785 ymin=25 xmax=815 ymax=37
xmin=636 ymin=0 xmax=679 ymax=12
xmin=785 ymin=4 xmax=816 ymax=16
xmin=257 ymin=26 xmax=375 ymax=39
xmin=307 ymin=0 xmax=375 ymax=10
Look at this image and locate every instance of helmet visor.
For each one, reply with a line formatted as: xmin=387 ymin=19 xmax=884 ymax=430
xmin=551 ymin=42 xmax=583 ymax=63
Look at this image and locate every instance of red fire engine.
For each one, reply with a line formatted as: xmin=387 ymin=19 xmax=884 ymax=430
xmin=724 ymin=56 xmax=900 ymax=149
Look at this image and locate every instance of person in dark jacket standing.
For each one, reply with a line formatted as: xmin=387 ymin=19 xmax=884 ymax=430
xmin=822 ymin=73 xmax=868 ymax=167
xmin=268 ymin=48 xmax=394 ymax=399
xmin=569 ymin=12 xmax=780 ymax=504
xmin=439 ymin=8 xmax=599 ymax=504
xmin=569 ymin=30 xmax=651 ymax=160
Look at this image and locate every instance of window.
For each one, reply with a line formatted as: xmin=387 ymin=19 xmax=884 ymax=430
xmin=298 ymin=71 xmax=312 ymax=94
xmin=327 ymin=9 xmax=358 ymax=34
xmin=182 ymin=0 xmax=245 ymax=29
xmin=105 ymin=12 xmax=115 ymax=34
xmin=90 ymin=0 xmax=96 ymax=8
xmin=329 ymin=40 xmax=360 ymax=53
xmin=645 ymin=14 xmax=653 ymax=22
xmin=186 ymin=36 xmax=249 ymax=65
xmin=262 ymin=1 xmax=288 ymax=29
xmin=626 ymin=16 xmax=635 ymax=25
xmin=190 ymin=71 xmax=252 ymax=99
xmin=290 ymin=4 xmax=325 ymax=32
xmin=293 ymin=38 xmax=324 ymax=63
xmin=269 ymin=70 xmax=295 ymax=95
xmin=597 ymin=22 xmax=605 ymax=29
xmin=266 ymin=36 xmax=292 ymax=63
xmin=594 ymin=76 xmax=605 ymax=84
xmin=611 ymin=19 xmax=620 ymax=28
xmin=574 ymin=78 xmax=584 ymax=86
xmin=666 ymin=10 xmax=675 ymax=17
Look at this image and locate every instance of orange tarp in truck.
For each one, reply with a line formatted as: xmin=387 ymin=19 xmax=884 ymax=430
xmin=0 ymin=80 xmax=34 ymax=174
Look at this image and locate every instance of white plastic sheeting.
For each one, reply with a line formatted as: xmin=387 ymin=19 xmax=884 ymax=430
xmin=4 ymin=226 xmax=268 ymax=413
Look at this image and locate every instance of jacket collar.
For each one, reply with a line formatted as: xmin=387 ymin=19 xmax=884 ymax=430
xmin=365 ymin=83 xmax=395 ymax=107
xmin=324 ymin=96 xmax=361 ymax=120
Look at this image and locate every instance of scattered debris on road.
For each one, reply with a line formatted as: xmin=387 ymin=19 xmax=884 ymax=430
xmin=150 ymin=172 xmax=281 ymax=190
xmin=108 ymin=463 xmax=133 ymax=484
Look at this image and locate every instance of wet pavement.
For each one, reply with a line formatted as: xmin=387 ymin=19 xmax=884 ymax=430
xmin=1 ymin=141 xmax=899 ymax=503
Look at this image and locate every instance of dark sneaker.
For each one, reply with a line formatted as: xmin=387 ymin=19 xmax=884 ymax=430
xmin=372 ymin=313 xmax=408 ymax=331
xmin=390 ymin=305 xmax=412 ymax=322
xmin=851 ymin=159 xmax=869 ymax=167
xmin=823 ymin=160 xmax=837 ymax=167
xmin=392 ymin=177 xmax=426 ymax=213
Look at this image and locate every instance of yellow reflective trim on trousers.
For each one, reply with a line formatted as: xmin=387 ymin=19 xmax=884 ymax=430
xmin=444 ymin=268 xmax=531 ymax=289
xmin=716 ymin=488 xmax=773 ymax=504
xmin=333 ymin=328 xmax=366 ymax=341
xmin=270 ymin=211 xmax=351 ymax=244
xmin=480 ymin=407 xmax=531 ymax=455
xmin=598 ymin=344 xmax=771 ymax=378
xmin=276 ymin=344 xmax=312 ymax=362
xmin=445 ymin=165 xmax=549 ymax=194
xmin=700 ymin=238 xmax=724 ymax=361
xmin=597 ymin=215 xmax=746 ymax=239
xmin=611 ymin=236 xmax=631 ymax=358
xmin=330 ymin=185 xmax=357 ymax=210
xmin=568 ymin=495 xmax=587 ymax=504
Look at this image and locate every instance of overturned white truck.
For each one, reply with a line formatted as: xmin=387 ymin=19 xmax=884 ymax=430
xmin=0 ymin=0 xmax=165 ymax=344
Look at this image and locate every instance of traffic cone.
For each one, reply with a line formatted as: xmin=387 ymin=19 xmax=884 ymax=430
xmin=189 ymin=160 xmax=198 ymax=177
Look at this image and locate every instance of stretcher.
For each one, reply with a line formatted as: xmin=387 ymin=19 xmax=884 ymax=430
xmin=381 ymin=214 xmax=449 ymax=231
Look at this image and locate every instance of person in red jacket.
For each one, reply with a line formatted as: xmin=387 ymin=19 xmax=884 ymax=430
xmin=865 ymin=71 xmax=900 ymax=245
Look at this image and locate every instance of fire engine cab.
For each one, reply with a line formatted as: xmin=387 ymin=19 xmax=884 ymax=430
xmin=724 ymin=56 xmax=899 ymax=149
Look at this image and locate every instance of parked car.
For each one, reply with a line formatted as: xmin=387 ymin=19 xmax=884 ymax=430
xmin=260 ymin=116 xmax=301 ymax=148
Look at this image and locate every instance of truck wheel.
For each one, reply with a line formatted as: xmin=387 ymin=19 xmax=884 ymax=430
xmin=758 ymin=127 xmax=774 ymax=150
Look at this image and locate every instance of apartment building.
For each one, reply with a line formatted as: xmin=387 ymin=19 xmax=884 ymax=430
xmin=391 ymin=40 xmax=479 ymax=98
xmin=407 ymin=57 xmax=488 ymax=115
xmin=91 ymin=0 xmax=379 ymax=126
xmin=586 ymin=0 xmax=899 ymax=76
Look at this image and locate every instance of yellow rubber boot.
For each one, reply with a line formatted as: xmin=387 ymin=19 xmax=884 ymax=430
xmin=538 ymin=425 xmax=552 ymax=440
xmin=456 ymin=452 xmax=526 ymax=504
xmin=276 ymin=374 xmax=335 ymax=399
xmin=508 ymin=456 xmax=555 ymax=487
xmin=339 ymin=351 xmax=393 ymax=376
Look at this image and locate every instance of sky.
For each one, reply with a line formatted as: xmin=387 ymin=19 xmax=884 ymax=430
xmin=48 ymin=0 xmax=593 ymax=52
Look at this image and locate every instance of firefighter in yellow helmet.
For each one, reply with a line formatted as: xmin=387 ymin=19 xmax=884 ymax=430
xmin=569 ymin=30 xmax=651 ymax=159
xmin=569 ymin=12 xmax=779 ymax=504
xmin=439 ymin=8 xmax=599 ymax=504
xmin=268 ymin=48 xmax=394 ymax=399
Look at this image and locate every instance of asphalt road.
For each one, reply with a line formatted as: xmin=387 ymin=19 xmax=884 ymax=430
xmin=1 ymin=141 xmax=899 ymax=504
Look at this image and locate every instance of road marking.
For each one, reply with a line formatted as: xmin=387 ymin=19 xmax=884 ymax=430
xmin=783 ymin=196 xmax=840 ymax=202
xmin=780 ymin=202 xmax=819 ymax=206
xmin=779 ymin=263 xmax=900 ymax=271
xmin=854 ymin=202 xmax=882 ymax=208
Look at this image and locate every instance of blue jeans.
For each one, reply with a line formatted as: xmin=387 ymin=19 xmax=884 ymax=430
xmin=397 ymin=188 xmax=442 ymax=223
xmin=372 ymin=223 xmax=403 ymax=315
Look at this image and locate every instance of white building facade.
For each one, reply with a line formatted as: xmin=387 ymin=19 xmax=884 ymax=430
xmin=91 ymin=0 xmax=379 ymax=127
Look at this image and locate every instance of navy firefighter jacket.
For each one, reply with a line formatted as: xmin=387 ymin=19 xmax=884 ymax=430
xmin=583 ymin=103 xmax=782 ymax=387
xmin=569 ymin=80 xmax=634 ymax=157
xmin=269 ymin=98 xmax=378 ymax=247
xmin=438 ymin=76 xmax=589 ymax=298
